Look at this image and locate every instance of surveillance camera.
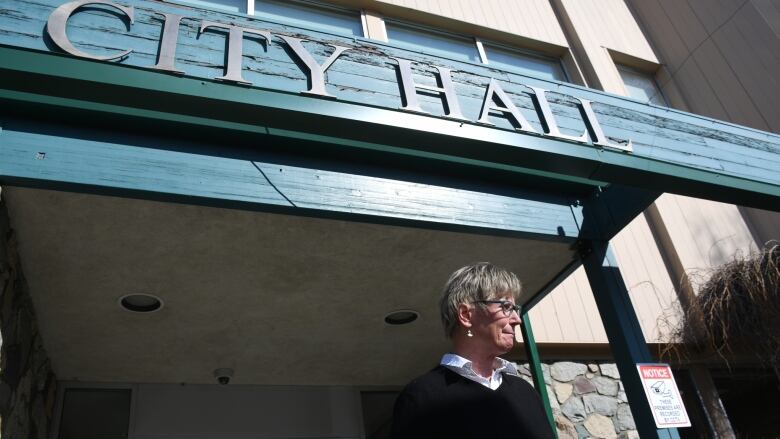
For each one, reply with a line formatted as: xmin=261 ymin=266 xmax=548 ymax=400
xmin=213 ymin=368 xmax=234 ymax=385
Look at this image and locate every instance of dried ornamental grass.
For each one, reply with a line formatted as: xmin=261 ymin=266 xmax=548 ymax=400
xmin=663 ymin=244 xmax=780 ymax=378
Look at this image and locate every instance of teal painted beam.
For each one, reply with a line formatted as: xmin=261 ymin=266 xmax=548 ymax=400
xmin=1 ymin=44 xmax=778 ymax=210
xmin=578 ymin=183 xmax=680 ymax=437
xmin=520 ymin=312 xmax=558 ymax=439
xmin=0 ymin=48 xmax=608 ymax=179
xmin=0 ymin=119 xmax=581 ymax=239
xmin=581 ymin=241 xmax=680 ymax=439
xmin=577 ymin=184 xmax=660 ymax=241
xmin=0 ymin=88 xmax=605 ymax=197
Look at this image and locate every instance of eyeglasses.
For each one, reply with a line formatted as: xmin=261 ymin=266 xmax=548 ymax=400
xmin=473 ymin=300 xmax=521 ymax=317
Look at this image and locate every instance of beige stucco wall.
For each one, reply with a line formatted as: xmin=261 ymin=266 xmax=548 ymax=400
xmin=654 ymin=195 xmax=759 ymax=292
xmin=553 ymin=0 xmax=659 ymax=92
xmin=625 ymin=0 xmax=780 ymax=251
xmin=627 ymin=0 xmax=780 ymax=133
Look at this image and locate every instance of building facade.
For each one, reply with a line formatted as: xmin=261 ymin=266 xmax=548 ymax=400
xmin=0 ymin=0 xmax=779 ymax=438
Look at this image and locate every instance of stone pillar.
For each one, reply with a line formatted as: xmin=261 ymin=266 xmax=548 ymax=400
xmin=517 ymin=360 xmax=639 ymax=439
xmin=0 ymin=194 xmax=57 ymax=438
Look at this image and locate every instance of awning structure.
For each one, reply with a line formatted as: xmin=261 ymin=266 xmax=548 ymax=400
xmin=4 ymin=185 xmax=577 ymax=385
xmin=1 ymin=0 xmax=779 ymax=437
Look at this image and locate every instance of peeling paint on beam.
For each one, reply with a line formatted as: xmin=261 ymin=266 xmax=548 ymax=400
xmin=0 ymin=119 xmax=582 ymax=239
xmin=0 ymin=0 xmax=779 ymax=209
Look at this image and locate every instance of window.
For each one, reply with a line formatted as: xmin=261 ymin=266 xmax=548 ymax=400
xmin=361 ymin=391 xmax=398 ymax=439
xmin=617 ymin=64 xmax=666 ymax=105
xmin=385 ymin=21 xmax=568 ymax=83
xmin=58 ymin=388 xmax=132 ymax=439
xmin=253 ymin=0 xmax=364 ymax=37
xmin=169 ymin=0 xmax=247 ymax=14
xmin=164 ymin=0 xmax=363 ymax=35
xmin=482 ymin=43 xmax=567 ymax=82
xmin=385 ymin=21 xmax=481 ymax=64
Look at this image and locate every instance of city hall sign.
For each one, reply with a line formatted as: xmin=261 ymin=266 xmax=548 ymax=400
xmin=46 ymin=0 xmax=632 ymax=152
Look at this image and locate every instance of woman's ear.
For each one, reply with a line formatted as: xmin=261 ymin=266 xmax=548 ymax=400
xmin=457 ymin=303 xmax=473 ymax=328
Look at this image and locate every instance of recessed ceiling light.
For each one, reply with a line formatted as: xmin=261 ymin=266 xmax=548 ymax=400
xmin=384 ymin=309 xmax=419 ymax=325
xmin=119 ymin=293 xmax=163 ymax=313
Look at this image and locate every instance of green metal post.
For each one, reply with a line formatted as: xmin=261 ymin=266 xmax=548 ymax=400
xmin=520 ymin=312 xmax=558 ymax=438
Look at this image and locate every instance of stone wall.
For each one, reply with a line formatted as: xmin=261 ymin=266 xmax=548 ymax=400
xmin=0 ymin=195 xmax=56 ymax=438
xmin=517 ymin=361 xmax=638 ymax=439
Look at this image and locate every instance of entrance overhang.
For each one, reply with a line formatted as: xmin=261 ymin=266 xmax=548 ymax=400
xmin=4 ymin=185 xmax=578 ymax=385
xmin=1 ymin=0 xmax=779 ymax=388
xmin=1 ymin=0 xmax=780 ymax=437
xmin=2 ymin=42 xmax=779 ymax=209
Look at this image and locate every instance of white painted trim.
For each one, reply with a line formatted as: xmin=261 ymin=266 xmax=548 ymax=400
xmin=360 ymin=9 xmax=369 ymax=39
xmin=246 ymin=0 xmax=254 ymax=15
xmin=475 ymin=37 xmax=488 ymax=64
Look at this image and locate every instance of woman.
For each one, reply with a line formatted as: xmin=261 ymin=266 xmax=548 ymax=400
xmin=391 ymin=262 xmax=555 ymax=439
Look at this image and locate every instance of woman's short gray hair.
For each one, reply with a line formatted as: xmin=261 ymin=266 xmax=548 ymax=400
xmin=439 ymin=262 xmax=523 ymax=338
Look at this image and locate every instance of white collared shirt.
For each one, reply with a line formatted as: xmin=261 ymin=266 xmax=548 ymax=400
xmin=440 ymin=353 xmax=519 ymax=390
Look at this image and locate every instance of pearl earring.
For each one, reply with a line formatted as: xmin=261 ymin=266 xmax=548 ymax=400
xmin=467 ymin=329 xmax=473 ymax=337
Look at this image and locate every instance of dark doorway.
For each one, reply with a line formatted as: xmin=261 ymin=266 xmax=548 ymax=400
xmin=712 ymin=367 xmax=780 ymax=439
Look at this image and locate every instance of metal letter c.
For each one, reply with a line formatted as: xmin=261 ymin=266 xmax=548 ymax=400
xmin=47 ymin=0 xmax=134 ymax=61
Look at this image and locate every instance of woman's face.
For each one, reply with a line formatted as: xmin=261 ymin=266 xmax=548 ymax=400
xmin=470 ymin=296 xmax=521 ymax=356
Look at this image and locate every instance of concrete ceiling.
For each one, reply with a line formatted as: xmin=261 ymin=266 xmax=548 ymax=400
xmin=4 ymin=186 xmax=576 ymax=386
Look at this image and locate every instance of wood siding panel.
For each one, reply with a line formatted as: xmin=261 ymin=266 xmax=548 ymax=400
xmin=529 ymin=286 xmax=566 ymax=342
xmin=529 ymin=267 xmax=609 ymax=344
xmin=571 ymin=267 xmax=608 ymax=342
xmin=557 ymin=268 xmax=601 ymax=342
xmin=611 ymin=213 xmax=678 ymax=343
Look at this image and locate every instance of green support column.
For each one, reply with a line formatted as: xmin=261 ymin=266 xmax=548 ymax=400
xmin=581 ymin=240 xmax=680 ymax=439
xmin=520 ymin=312 xmax=558 ymax=438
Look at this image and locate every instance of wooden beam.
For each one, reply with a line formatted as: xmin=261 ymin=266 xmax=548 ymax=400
xmin=577 ymin=184 xmax=660 ymax=241
xmin=1 ymin=42 xmax=776 ymax=209
xmin=0 ymin=0 xmax=776 ymax=208
xmin=0 ymin=118 xmax=581 ymax=239
xmin=581 ymin=240 xmax=680 ymax=439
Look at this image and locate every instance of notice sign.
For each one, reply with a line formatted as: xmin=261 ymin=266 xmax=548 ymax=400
xmin=636 ymin=364 xmax=691 ymax=428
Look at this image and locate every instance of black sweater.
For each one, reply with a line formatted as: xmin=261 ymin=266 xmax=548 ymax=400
xmin=390 ymin=366 xmax=555 ymax=439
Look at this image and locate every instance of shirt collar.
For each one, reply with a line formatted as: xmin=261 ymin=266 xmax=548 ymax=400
xmin=440 ymin=353 xmax=518 ymax=376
